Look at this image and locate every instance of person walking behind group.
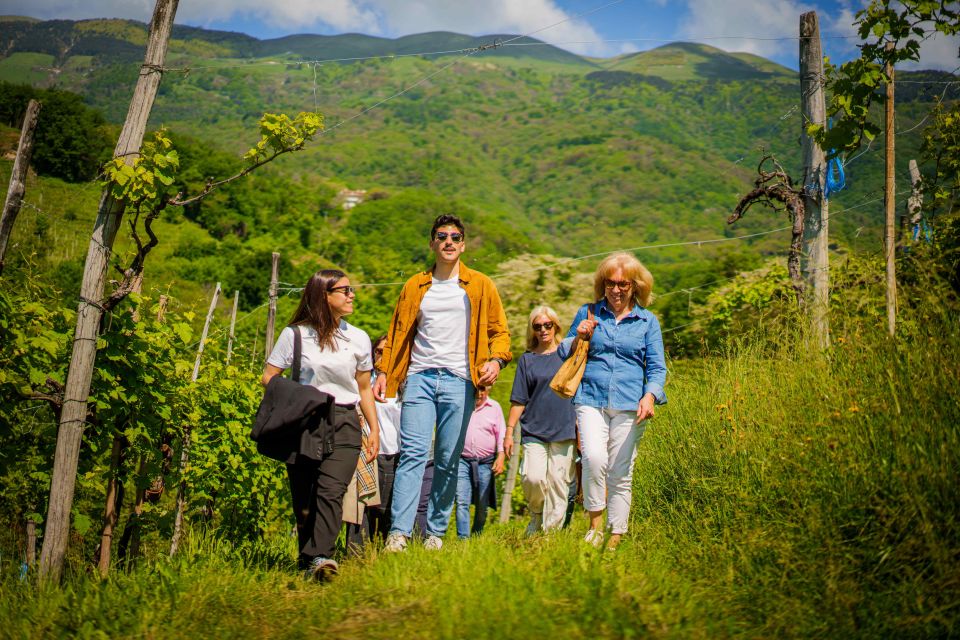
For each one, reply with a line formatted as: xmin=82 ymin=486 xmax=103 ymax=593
xmin=367 ymin=335 xmax=401 ymax=541
xmin=560 ymin=253 xmax=667 ymax=550
xmin=262 ymin=269 xmax=380 ymax=578
xmin=505 ymin=305 xmax=577 ymax=535
xmin=456 ymin=386 xmax=506 ymax=539
xmin=344 ymin=335 xmax=401 ymax=549
xmin=374 ymin=214 xmax=512 ymax=552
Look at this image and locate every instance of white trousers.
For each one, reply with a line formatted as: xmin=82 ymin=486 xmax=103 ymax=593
xmin=521 ymin=440 xmax=576 ymax=532
xmin=575 ymin=405 xmax=645 ymax=534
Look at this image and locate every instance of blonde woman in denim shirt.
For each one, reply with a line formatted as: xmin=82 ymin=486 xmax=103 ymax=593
xmin=558 ymin=252 xmax=667 ymax=549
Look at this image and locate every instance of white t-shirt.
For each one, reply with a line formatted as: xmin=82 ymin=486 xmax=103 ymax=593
xmin=375 ymin=397 xmax=401 ymax=456
xmin=408 ymin=274 xmax=471 ymax=380
xmin=267 ymin=322 xmax=372 ymax=405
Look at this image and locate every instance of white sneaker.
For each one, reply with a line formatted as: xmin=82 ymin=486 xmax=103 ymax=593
xmin=384 ymin=533 xmax=408 ymax=553
xmin=306 ymin=556 xmax=339 ymax=581
xmin=423 ymin=535 xmax=444 ymax=551
xmin=583 ymin=528 xmax=604 ymax=548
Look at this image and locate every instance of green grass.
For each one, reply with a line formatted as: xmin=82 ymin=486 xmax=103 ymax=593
xmin=2 ymin=282 xmax=957 ymax=638
xmin=0 ymin=53 xmax=54 ymax=85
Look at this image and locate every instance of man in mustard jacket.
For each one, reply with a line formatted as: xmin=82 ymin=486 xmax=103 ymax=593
xmin=374 ymin=214 xmax=511 ymax=551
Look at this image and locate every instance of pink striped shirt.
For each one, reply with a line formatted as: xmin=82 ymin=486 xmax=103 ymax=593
xmin=461 ymin=397 xmax=506 ymax=459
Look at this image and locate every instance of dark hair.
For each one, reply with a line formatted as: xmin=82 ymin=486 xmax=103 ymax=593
xmin=371 ymin=334 xmax=387 ymax=362
xmin=430 ymin=214 xmax=465 ymax=239
xmin=289 ymin=269 xmax=347 ymax=352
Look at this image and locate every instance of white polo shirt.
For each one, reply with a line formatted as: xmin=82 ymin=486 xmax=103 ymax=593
xmin=267 ymin=321 xmax=373 ymax=405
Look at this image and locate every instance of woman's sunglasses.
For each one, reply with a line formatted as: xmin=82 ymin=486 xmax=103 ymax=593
xmin=532 ymin=321 xmax=554 ymax=331
xmin=435 ymin=232 xmax=464 ymax=243
xmin=328 ymin=285 xmax=356 ymax=295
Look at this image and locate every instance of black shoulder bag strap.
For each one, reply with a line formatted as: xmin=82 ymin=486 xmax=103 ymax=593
xmin=290 ymin=325 xmax=302 ymax=383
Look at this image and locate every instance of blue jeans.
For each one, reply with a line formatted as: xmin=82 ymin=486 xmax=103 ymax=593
xmin=389 ymin=369 xmax=475 ymax=538
xmin=456 ymin=457 xmax=494 ymax=539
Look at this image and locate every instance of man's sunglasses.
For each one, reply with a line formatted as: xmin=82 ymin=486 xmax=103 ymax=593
xmin=532 ymin=321 xmax=554 ymax=331
xmin=434 ymin=231 xmax=464 ymax=243
xmin=328 ymin=285 xmax=356 ymax=295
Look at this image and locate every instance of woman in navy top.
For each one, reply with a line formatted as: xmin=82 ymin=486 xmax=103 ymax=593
xmin=558 ymin=253 xmax=667 ymax=549
xmin=506 ymin=305 xmax=577 ymax=534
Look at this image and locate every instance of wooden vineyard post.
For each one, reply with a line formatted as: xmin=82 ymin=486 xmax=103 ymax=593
xmin=170 ymin=282 xmax=220 ymax=556
xmin=226 ymin=290 xmax=239 ymax=365
xmin=0 ymin=99 xmax=41 ymax=273
xmin=265 ymin=252 xmax=280 ymax=360
xmin=499 ymin=423 xmax=523 ymax=523
xmin=884 ymin=42 xmax=897 ymax=337
xmin=96 ymin=435 xmax=125 ymax=577
xmin=799 ymin=11 xmax=830 ymax=349
xmin=26 ymin=517 xmax=36 ymax=567
xmin=39 ymin=0 xmax=179 ymax=582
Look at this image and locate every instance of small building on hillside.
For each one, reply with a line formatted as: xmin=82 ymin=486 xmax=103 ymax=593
xmin=336 ymin=189 xmax=367 ymax=210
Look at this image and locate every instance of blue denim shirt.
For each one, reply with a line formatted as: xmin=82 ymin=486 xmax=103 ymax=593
xmin=558 ymin=300 xmax=667 ymax=411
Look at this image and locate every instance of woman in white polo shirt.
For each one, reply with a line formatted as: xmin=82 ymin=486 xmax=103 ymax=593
xmin=262 ymin=268 xmax=380 ymax=579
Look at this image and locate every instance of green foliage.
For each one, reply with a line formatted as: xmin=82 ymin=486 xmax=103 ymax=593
xmin=919 ymin=102 xmax=960 ymax=213
xmin=243 ymin=111 xmax=324 ymax=164
xmin=811 ymin=0 xmax=960 ymax=154
xmin=0 ymin=81 xmax=113 ymax=182
xmin=0 ymin=287 xmax=290 ymax=571
xmin=102 ymin=130 xmax=180 ymax=209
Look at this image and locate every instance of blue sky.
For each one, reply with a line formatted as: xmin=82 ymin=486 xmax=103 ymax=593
xmin=2 ymin=0 xmax=957 ymax=70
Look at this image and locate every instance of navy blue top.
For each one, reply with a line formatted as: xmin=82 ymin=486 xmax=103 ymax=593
xmin=509 ymin=350 xmax=577 ymax=444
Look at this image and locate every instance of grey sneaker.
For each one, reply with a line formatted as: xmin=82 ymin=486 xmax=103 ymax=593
xmin=306 ymin=556 xmax=338 ymax=581
xmin=583 ymin=528 xmax=604 ymax=548
xmin=525 ymin=513 xmax=543 ymax=537
xmin=384 ymin=532 xmax=408 ymax=553
xmin=423 ymin=535 xmax=444 ymax=551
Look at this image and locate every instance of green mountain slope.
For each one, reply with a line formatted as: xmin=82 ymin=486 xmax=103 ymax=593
xmin=0 ymin=18 xmax=953 ymax=347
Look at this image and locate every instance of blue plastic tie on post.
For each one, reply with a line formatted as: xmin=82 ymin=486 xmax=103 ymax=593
xmin=823 ymin=119 xmax=847 ymax=199
xmin=824 ymin=153 xmax=846 ymax=198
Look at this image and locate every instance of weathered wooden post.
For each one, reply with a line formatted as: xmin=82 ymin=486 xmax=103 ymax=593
xmin=265 ymin=252 xmax=280 ymax=360
xmin=799 ymin=11 xmax=830 ymax=349
xmin=170 ymin=282 xmax=220 ymax=556
xmin=96 ymin=435 xmax=125 ymax=577
xmin=499 ymin=423 xmax=523 ymax=523
xmin=25 ymin=517 xmax=36 ymax=567
xmin=226 ymin=290 xmax=239 ymax=365
xmin=0 ymin=99 xmax=41 ymax=273
xmin=884 ymin=42 xmax=897 ymax=337
xmin=906 ymin=159 xmax=923 ymax=239
xmin=39 ymin=0 xmax=179 ymax=582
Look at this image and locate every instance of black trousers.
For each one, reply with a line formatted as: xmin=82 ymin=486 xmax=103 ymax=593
xmin=286 ymin=406 xmax=361 ymax=567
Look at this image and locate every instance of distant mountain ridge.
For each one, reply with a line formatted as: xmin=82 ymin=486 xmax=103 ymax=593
xmin=0 ymin=16 xmax=593 ymax=67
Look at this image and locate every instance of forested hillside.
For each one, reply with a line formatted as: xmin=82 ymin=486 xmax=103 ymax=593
xmin=0 ymin=16 xmax=956 ymax=349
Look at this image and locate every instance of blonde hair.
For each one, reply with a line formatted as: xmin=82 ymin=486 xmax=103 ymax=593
xmin=593 ymin=253 xmax=654 ymax=308
xmin=525 ymin=305 xmax=563 ymax=351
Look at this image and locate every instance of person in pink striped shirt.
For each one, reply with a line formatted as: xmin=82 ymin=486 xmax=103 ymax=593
xmin=455 ymin=386 xmax=506 ymax=539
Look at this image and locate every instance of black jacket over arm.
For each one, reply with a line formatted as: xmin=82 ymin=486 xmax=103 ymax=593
xmin=250 ymin=376 xmax=337 ymax=464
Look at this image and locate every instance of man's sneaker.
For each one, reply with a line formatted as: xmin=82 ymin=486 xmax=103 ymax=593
xmin=306 ymin=556 xmax=339 ymax=581
xmin=423 ymin=535 xmax=444 ymax=551
xmin=583 ymin=528 xmax=604 ymax=548
xmin=384 ymin=532 xmax=408 ymax=553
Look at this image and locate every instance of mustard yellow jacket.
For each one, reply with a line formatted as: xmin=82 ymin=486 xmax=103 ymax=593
xmin=379 ymin=262 xmax=512 ymax=397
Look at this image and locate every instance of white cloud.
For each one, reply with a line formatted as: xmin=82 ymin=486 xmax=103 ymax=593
xmin=178 ymin=0 xmax=380 ymax=34
xmin=674 ymin=0 xmax=818 ymax=59
xmin=902 ymin=31 xmax=960 ymax=72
